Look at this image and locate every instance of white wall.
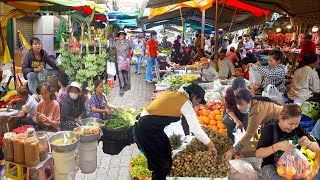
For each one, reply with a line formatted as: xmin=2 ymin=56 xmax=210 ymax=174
xmin=33 ymin=16 xmax=55 ymax=56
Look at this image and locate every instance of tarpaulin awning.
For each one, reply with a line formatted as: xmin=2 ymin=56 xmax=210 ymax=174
xmin=108 ymin=12 xmax=140 ymax=20
xmin=149 ymin=0 xmax=269 ymax=19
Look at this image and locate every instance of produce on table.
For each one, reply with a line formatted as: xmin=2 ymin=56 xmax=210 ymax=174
xmin=170 ymin=126 xmax=233 ymax=177
xmin=194 ymin=102 xmax=226 ymax=134
xmin=161 ymin=48 xmax=173 ymax=55
xmin=161 ymin=75 xmax=187 ymax=90
xmin=182 ymin=74 xmax=199 ymax=83
xmin=51 ymin=137 xmax=77 ymax=145
xmin=105 ymin=108 xmax=137 ymax=129
xmin=130 ymin=154 xmax=152 ymax=179
xmin=300 ymin=146 xmax=319 ymax=178
xmin=0 ymin=90 xmax=17 ymax=102
xmin=169 ymin=133 xmax=183 ymax=150
xmin=74 ymin=126 xmax=100 ymax=135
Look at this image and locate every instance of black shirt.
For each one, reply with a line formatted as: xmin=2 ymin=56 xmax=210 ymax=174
xmin=256 ymin=123 xmax=315 ymax=167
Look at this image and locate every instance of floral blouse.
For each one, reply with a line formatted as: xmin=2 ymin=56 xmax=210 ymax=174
xmin=112 ymin=39 xmax=133 ymax=71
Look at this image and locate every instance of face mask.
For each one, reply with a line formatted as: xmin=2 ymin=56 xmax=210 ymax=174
xmin=69 ymin=93 xmax=79 ymax=100
xmin=243 ymin=108 xmax=250 ymax=114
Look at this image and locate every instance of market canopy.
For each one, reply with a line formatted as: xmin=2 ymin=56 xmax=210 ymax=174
xmin=146 ymin=0 xmax=189 ymax=8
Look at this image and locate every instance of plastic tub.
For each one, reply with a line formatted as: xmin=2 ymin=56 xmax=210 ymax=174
xmin=52 ymin=149 xmax=76 ymax=180
xmin=79 ymin=141 xmax=98 ymax=174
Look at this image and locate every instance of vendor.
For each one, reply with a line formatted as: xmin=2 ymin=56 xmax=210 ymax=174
xmin=134 ymin=83 xmax=217 ymax=180
xmin=151 ymin=54 xmax=171 ymax=80
xmin=8 ymin=87 xmax=38 ymax=127
xmin=22 ymin=37 xmax=59 ymax=95
xmin=199 ymin=58 xmax=217 ymax=82
xmin=222 ymin=77 xmax=248 ymax=142
xmin=223 ymin=88 xmax=283 ymax=160
xmin=217 ymin=49 xmax=235 ymax=80
xmin=87 ymin=79 xmax=122 ymax=120
xmin=36 ymin=83 xmax=60 ymax=131
xmin=287 ymin=53 xmax=320 ymax=102
xmin=60 ymin=81 xmax=85 ymax=131
xmin=250 ymin=50 xmax=286 ymax=94
xmin=256 ymin=104 xmax=320 ymax=180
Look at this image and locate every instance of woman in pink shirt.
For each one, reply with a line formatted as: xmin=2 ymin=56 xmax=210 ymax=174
xmin=37 ymin=83 xmax=60 ymax=131
xmin=226 ymin=47 xmax=239 ymax=66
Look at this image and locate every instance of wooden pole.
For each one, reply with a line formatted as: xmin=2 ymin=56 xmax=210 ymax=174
xmin=214 ymin=1 xmax=219 ymax=60
xmin=201 ymin=10 xmax=206 ymax=49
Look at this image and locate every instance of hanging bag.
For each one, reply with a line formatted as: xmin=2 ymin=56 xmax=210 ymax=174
xmin=106 ymin=61 xmax=116 ymax=76
xmin=262 ymin=84 xmax=285 ymax=105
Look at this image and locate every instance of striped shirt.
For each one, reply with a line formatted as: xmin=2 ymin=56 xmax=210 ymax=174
xmin=253 ymin=64 xmax=286 ymax=93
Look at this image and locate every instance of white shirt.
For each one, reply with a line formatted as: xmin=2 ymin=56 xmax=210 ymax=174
xmin=25 ymin=95 xmax=38 ymax=122
xmin=244 ymin=39 xmax=254 ymax=49
xmin=141 ymin=87 xmax=211 ymax=145
xmin=288 ymin=66 xmax=320 ymax=101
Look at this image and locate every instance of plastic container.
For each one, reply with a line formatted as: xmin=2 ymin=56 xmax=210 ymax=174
xmin=102 ymin=139 xmax=127 ymax=155
xmin=3 ymin=132 xmax=16 ymax=162
xmin=13 ymin=134 xmax=25 ymax=164
xmin=36 ymin=131 xmax=49 ymax=161
xmin=52 ymin=149 xmax=76 ymax=180
xmin=24 ymin=137 xmax=40 ymax=166
xmin=78 ymin=141 xmax=98 ymax=174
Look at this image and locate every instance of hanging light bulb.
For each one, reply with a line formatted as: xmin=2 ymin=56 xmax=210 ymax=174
xmin=286 ymin=25 xmax=292 ymax=29
xmin=312 ymin=25 xmax=319 ymax=32
xmin=276 ymin=28 xmax=281 ymax=33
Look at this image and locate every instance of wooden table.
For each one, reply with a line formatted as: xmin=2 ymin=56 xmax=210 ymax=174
xmin=0 ymin=109 xmax=18 ymax=136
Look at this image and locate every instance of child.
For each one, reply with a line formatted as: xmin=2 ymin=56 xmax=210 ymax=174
xmin=199 ymin=58 xmax=217 ymax=82
xmin=56 ymin=73 xmax=68 ymax=103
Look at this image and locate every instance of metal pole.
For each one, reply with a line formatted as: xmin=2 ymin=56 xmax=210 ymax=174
xmin=201 ymin=10 xmax=205 ymax=49
xmin=214 ymin=1 xmax=219 ymax=60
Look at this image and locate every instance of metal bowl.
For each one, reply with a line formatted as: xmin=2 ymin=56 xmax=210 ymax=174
xmin=80 ymin=118 xmax=105 ymax=127
xmin=74 ymin=126 xmax=101 ymax=143
xmin=48 ymin=131 xmax=80 ymax=153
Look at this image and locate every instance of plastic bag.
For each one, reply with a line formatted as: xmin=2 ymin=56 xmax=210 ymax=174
xmin=277 ymin=149 xmax=311 ymax=180
xmin=229 ymin=159 xmax=258 ymax=180
xmin=248 ymin=67 xmax=262 ymax=90
xmin=233 ymin=128 xmax=246 ymax=146
xmin=106 ymin=62 xmax=116 ymax=76
xmin=164 ymin=120 xmax=185 ymax=138
xmin=262 ymin=84 xmax=285 ymax=105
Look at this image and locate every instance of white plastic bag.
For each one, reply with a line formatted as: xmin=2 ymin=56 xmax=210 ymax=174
xmin=262 ymin=84 xmax=285 ymax=105
xmin=164 ymin=120 xmax=185 ymax=138
xmin=249 ymin=67 xmax=262 ymax=90
xmin=233 ymin=128 xmax=246 ymax=146
xmin=106 ymin=61 xmax=116 ymax=76
xmin=229 ymin=159 xmax=258 ymax=180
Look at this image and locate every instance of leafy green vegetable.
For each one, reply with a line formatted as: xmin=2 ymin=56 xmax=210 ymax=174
xmin=130 ymin=154 xmax=151 ymax=179
xmin=105 ymin=109 xmax=137 ymax=129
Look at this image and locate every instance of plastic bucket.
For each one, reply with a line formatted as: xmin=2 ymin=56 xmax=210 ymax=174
xmin=107 ymin=79 xmax=114 ymax=88
xmin=52 ymin=150 xmax=76 ymax=180
xmin=79 ymin=141 xmax=98 ymax=174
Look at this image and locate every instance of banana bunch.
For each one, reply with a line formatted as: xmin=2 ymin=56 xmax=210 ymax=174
xmin=0 ymin=90 xmax=17 ymax=102
xmin=182 ymin=74 xmax=199 ymax=83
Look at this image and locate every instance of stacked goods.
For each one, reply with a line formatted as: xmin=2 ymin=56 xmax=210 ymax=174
xmin=194 ymin=102 xmax=226 ymax=134
xmin=3 ymin=132 xmax=16 ymax=162
xmin=161 ymin=75 xmax=187 ymax=90
xmin=24 ymin=137 xmax=40 ymax=166
xmin=170 ymin=126 xmax=233 ymax=178
xmin=182 ymin=74 xmax=199 ymax=83
xmin=130 ymin=154 xmax=152 ymax=180
xmin=13 ymin=134 xmax=25 ymax=164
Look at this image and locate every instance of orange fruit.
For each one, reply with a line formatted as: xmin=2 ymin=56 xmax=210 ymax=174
xmin=213 ymin=110 xmax=220 ymax=115
xmin=202 ymin=116 xmax=210 ymax=124
xmin=211 ymin=125 xmax=219 ymax=131
xmin=210 ymin=120 xmax=217 ymax=125
xmin=202 ymin=109 xmax=210 ymax=116
xmin=215 ymin=114 xmax=223 ymax=121
xmin=277 ymin=166 xmax=286 ymax=176
xmin=217 ymin=122 xmax=225 ymax=129
xmin=285 ymin=166 xmax=296 ymax=177
xmin=208 ymin=113 xmax=215 ymax=120
xmin=218 ymin=129 xmax=225 ymax=134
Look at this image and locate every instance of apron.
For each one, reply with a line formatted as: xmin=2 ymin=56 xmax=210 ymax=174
xmin=134 ymin=115 xmax=180 ymax=173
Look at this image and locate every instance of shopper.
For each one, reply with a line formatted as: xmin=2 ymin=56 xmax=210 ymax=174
xmin=8 ymin=87 xmax=38 ymax=127
xmin=112 ymin=30 xmax=133 ymax=95
xmin=241 ymin=51 xmax=257 ymax=65
xmin=243 ymin=34 xmax=254 ymax=50
xmin=56 ymin=72 xmax=68 ymax=103
xmin=298 ymin=34 xmax=316 ymax=63
xmin=22 ymin=37 xmax=59 ymax=95
xmin=251 ymin=50 xmax=286 ymax=94
xmin=221 ymin=36 xmax=229 ymax=51
xmin=146 ymin=31 xmax=160 ymax=83
xmin=133 ymin=34 xmax=145 ymax=75
xmin=59 ymin=82 xmax=85 ymax=131
xmin=222 ymin=77 xmax=248 ymax=142
xmin=226 ymin=47 xmax=240 ymax=66
xmin=217 ymin=49 xmax=235 ymax=80
xmin=199 ymin=58 xmax=217 ymax=82
xmin=87 ymin=79 xmax=122 ymax=120
xmin=223 ymin=89 xmax=283 ymax=160
xmin=256 ymin=104 xmax=320 ymax=180
xmin=36 ymin=83 xmax=60 ymax=131
xmin=173 ymin=35 xmax=182 ymax=64
xmin=288 ymin=53 xmax=320 ymax=102
xmin=134 ymin=83 xmax=217 ymax=180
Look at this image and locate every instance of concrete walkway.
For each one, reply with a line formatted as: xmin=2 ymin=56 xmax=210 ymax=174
xmin=75 ymin=66 xmax=154 ymax=180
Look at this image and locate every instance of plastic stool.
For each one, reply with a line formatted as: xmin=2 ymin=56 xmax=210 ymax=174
xmin=5 ymin=161 xmax=25 ymax=180
xmin=26 ymin=154 xmax=54 ymax=180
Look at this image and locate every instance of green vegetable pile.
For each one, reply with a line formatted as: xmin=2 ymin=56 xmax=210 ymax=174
xmin=160 ymin=48 xmax=174 ymax=55
xmin=161 ymin=75 xmax=188 ymax=90
xmin=130 ymin=154 xmax=152 ymax=179
xmin=105 ymin=108 xmax=137 ymax=129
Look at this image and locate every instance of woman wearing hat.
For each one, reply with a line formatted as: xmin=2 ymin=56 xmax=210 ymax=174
xmin=134 ymin=83 xmax=217 ymax=180
xmin=112 ymin=30 xmax=134 ymax=95
xmin=199 ymin=58 xmax=217 ymax=82
xmin=59 ymin=81 xmax=85 ymax=131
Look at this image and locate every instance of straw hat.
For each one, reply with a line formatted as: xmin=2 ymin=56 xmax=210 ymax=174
xmin=199 ymin=58 xmax=210 ymax=66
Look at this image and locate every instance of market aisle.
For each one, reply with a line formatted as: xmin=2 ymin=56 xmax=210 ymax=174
xmin=75 ymin=66 xmax=155 ymax=180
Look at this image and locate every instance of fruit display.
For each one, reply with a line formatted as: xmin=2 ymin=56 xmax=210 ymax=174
xmin=74 ymin=126 xmax=100 ymax=135
xmin=169 ymin=126 xmax=233 ymax=178
xmin=161 ymin=75 xmax=187 ymax=90
xmin=300 ymin=146 xmax=319 ymax=179
xmin=194 ymin=102 xmax=226 ymax=134
xmin=130 ymin=154 xmax=152 ymax=180
xmin=276 ymin=149 xmax=311 ymax=180
xmin=182 ymin=74 xmax=199 ymax=83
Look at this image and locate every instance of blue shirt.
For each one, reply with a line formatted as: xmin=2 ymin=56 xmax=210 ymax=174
xmin=311 ymin=120 xmax=320 ymax=140
xmin=87 ymin=93 xmax=108 ymax=119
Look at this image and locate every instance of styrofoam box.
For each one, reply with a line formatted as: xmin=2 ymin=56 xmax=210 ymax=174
xmin=167 ymin=177 xmax=228 ymax=180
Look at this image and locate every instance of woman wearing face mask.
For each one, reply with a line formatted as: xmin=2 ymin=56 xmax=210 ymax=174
xmin=59 ymin=81 xmax=85 ymax=131
xmin=256 ymin=104 xmax=320 ymax=180
xmin=87 ymin=79 xmax=122 ymax=120
xmin=223 ymin=88 xmax=283 ymax=160
xmin=134 ymin=83 xmax=217 ymax=180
